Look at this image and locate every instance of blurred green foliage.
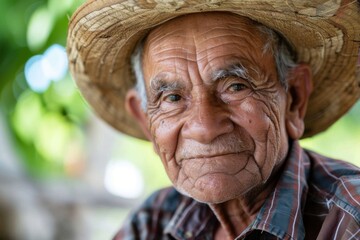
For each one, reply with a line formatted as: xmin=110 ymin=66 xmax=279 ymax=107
xmin=0 ymin=0 xmax=87 ymax=178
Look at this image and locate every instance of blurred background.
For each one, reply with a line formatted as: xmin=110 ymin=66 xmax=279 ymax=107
xmin=0 ymin=0 xmax=359 ymax=239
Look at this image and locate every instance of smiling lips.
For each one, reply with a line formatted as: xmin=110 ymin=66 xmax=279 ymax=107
xmin=180 ymin=151 xmax=254 ymax=179
xmin=175 ymin=134 xmax=256 ymax=180
xmin=180 ymin=150 xmax=252 ymax=161
xmin=175 ymin=133 xmax=254 ymax=163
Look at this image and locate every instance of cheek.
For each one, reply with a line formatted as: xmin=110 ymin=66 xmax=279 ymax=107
xmin=230 ymin=99 xmax=273 ymax=140
xmin=150 ymin=117 xmax=183 ymax=180
xmin=230 ymin=97 xmax=287 ymax=176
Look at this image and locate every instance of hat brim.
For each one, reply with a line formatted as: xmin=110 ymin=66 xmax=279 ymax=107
xmin=67 ymin=0 xmax=360 ymax=140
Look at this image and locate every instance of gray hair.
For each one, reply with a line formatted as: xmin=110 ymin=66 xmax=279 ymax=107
xmin=257 ymin=25 xmax=298 ymax=89
xmin=131 ymin=39 xmax=148 ymax=110
xmin=131 ymin=24 xmax=297 ymax=111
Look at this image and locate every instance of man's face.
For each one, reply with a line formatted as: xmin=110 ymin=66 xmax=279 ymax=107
xmin=141 ymin=13 xmax=290 ymax=203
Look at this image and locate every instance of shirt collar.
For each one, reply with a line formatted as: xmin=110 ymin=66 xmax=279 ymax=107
xmin=164 ymin=141 xmax=310 ymax=240
xmin=243 ymin=141 xmax=310 ymax=240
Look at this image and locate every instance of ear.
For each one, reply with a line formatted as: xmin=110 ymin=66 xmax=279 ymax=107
xmin=125 ymin=89 xmax=152 ymax=140
xmin=285 ymin=64 xmax=313 ymax=140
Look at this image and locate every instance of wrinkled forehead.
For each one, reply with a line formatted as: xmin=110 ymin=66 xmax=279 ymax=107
xmin=140 ymin=12 xmax=277 ymax=84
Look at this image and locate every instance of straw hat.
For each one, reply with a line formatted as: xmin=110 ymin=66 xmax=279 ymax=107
xmin=67 ymin=0 xmax=360 ymax=140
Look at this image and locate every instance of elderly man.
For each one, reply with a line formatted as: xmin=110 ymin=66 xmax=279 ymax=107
xmin=67 ymin=1 xmax=360 ymax=239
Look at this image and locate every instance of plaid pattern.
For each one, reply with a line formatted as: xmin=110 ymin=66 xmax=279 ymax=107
xmin=114 ymin=141 xmax=360 ymax=239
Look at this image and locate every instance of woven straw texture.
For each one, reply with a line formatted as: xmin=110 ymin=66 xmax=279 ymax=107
xmin=67 ymin=0 xmax=360 ymax=140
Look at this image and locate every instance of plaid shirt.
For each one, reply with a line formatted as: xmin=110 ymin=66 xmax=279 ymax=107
xmin=114 ymin=141 xmax=360 ymax=239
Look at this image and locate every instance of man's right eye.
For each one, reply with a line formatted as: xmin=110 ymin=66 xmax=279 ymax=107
xmin=164 ymin=94 xmax=182 ymax=102
xmin=228 ymin=83 xmax=247 ymax=92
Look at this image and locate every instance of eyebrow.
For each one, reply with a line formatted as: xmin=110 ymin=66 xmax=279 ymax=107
xmin=149 ymin=63 xmax=254 ymax=94
xmin=149 ymin=76 xmax=185 ymax=94
xmin=211 ymin=63 xmax=250 ymax=82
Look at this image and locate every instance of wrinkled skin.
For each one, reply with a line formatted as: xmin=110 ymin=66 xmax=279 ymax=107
xmin=141 ymin=13 xmax=289 ymax=203
xmin=126 ymin=12 xmax=312 ymax=238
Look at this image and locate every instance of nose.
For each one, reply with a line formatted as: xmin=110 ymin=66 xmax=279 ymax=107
xmin=182 ymin=96 xmax=234 ymax=143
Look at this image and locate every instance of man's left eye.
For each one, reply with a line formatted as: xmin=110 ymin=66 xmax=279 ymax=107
xmin=228 ymin=83 xmax=247 ymax=92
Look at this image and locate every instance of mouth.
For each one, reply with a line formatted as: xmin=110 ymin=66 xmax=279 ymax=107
xmin=179 ymin=150 xmax=252 ymax=162
xmin=175 ymin=134 xmax=254 ymax=164
xmin=177 ymin=151 xmax=254 ymax=178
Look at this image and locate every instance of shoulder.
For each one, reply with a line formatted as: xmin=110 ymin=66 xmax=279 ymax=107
xmin=306 ymin=150 xmax=360 ymax=222
xmin=113 ymin=187 xmax=189 ymax=240
xmin=307 ymin=150 xmax=360 ymax=177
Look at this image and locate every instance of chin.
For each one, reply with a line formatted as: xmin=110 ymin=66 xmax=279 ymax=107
xmin=188 ymin=189 xmax=244 ymax=204
xmin=175 ymin=176 xmax=258 ymax=204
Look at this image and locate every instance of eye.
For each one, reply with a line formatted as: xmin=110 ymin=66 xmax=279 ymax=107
xmin=164 ymin=94 xmax=182 ymax=102
xmin=228 ymin=83 xmax=247 ymax=92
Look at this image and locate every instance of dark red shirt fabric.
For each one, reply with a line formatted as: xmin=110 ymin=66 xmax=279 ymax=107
xmin=114 ymin=141 xmax=360 ymax=239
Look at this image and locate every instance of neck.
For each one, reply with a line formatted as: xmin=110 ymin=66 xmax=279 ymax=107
xmin=209 ymin=165 xmax=283 ymax=239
